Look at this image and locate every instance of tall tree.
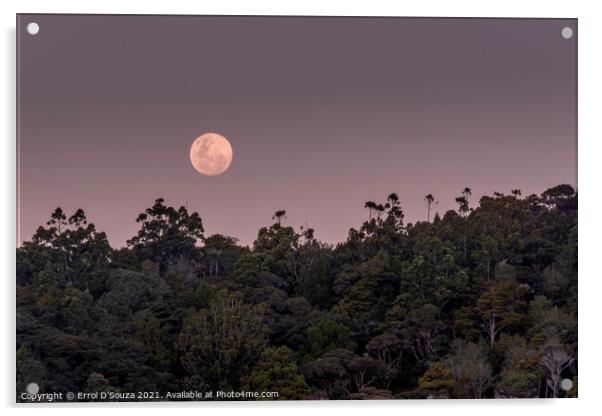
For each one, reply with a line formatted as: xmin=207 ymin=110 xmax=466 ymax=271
xmin=272 ymin=210 xmax=287 ymax=226
xmin=127 ymin=199 xmax=204 ymax=272
xmin=423 ymin=193 xmax=437 ymax=222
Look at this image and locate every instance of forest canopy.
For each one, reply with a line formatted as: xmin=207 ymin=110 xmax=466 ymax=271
xmin=16 ymin=185 xmax=577 ymax=400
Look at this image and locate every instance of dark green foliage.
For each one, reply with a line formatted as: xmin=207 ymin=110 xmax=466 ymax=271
xmin=178 ymin=291 xmax=268 ymax=390
xmin=127 ymin=198 xmax=204 ymax=273
xmin=303 ymin=318 xmax=356 ymax=359
xmin=16 ymin=186 xmax=577 ymax=400
xmin=496 ymin=370 xmax=540 ymax=398
xmin=301 ymin=349 xmax=355 ymax=399
xmin=243 ymin=346 xmax=310 ymax=399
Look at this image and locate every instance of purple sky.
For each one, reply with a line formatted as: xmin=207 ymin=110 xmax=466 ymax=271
xmin=17 ymin=15 xmax=577 ymax=247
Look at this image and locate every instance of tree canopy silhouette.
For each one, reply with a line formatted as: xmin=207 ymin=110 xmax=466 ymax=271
xmin=17 ymin=184 xmax=577 ymax=400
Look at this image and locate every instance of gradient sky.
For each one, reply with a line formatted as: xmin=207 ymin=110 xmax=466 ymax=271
xmin=17 ymin=15 xmax=577 ymax=247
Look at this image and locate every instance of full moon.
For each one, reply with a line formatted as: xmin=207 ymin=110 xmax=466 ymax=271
xmin=190 ymin=132 xmax=233 ymax=176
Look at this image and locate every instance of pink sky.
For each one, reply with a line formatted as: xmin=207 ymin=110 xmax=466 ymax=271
xmin=17 ymin=15 xmax=577 ymax=247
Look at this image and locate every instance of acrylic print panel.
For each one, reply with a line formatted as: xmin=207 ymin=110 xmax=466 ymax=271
xmin=16 ymin=14 xmax=577 ymax=402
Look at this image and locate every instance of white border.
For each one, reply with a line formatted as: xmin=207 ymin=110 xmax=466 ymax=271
xmin=2 ymin=1 xmax=601 ymax=415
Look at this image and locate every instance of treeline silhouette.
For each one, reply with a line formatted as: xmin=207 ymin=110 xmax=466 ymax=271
xmin=16 ymin=184 xmax=577 ymax=400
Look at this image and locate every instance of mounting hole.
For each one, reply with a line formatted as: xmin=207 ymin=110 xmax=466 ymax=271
xmin=26 ymin=22 xmax=40 ymax=36
xmin=561 ymin=26 xmax=574 ymax=40
xmin=26 ymin=382 xmax=39 ymax=395
xmin=560 ymin=378 xmax=573 ymax=391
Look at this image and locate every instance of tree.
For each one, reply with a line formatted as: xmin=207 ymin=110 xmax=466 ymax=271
xmin=294 ymin=226 xmax=334 ymax=308
xmin=476 ymin=277 xmax=527 ymax=345
xmin=366 ymin=332 xmax=404 ymax=388
xmin=493 ymin=334 xmax=540 ymax=398
xmin=496 ymin=371 xmax=539 ymax=398
xmin=397 ymin=238 xmax=469 ymax=311
xmin=47 ymin=207 xmax=67 ymax=234
xmin=364 ymin=201 xmax=377 ymax=221
xmin=21 ymin=208 xmax=112 ymax=287
xmin=301 ymin=349 xmax=355 ymax=399
xmin=452 ymin=306 xmax=480 ymax=342
xmin=540 ymin=184 xmax=576 ymax=210
xmin=332 ymin=252 xmax=398 ymax=342
xmin=384 ymin=193 xmax=404 ymax=230
xmin=95 ymin=268 xmax=168 ymax=324
xmin=447 ymin=341 xmax=492 ymax=399
xmin=133 ymin=311 xmax=173 ymax=371
xmin=244 ymin=346 xmax=310 ymax=399
xmin=194 ymin=280 xmax=217 ymax=308
xmin=349 ymin=355 xmax=385 ymax=391
xmin=250 ymin=220 xmax=302 ymax=291
xmin=303 ymin=318 xmax=356 ymax=359
xmin=423 ymin=194 xmax=437 ymax=222
xmin=463 ymin=187 xmax=472 ymax=201
xmin=541 ymin=264 xmax=570 ymax=304
xmin=539 ymin=341 xmax=574 ymax=398
xmin=418 ymin=362 xmax=455 ymax=398
xmin=400 ymin=304 xmax=446 ymax=361
xmin=127 ymin=199 xmax=204 ymax=272
xmin=360 ymin=195 xmax=405 ymax=243
xmin=527 ymin=296 xmax=576 ymax=348
xmin=268 ymin=295 xmax=321 ymax=351
xmin=272 ymin=210 xmax=287 ymax=226
xmin=201 ymin=234 xmax=245 ymax=279
xmin=15 ymin=184 xmax=577 ymax=401
xmin=178 ymin=291 xmax=268 ymax=390
xmin=455 ymin=188 xmax=471 ymax=218
xmin=452 ymin=187 xmax=472 ymax=258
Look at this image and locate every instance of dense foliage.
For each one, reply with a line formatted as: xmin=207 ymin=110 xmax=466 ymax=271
xmin=16 ymin=186 xmax=577 ymax=400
